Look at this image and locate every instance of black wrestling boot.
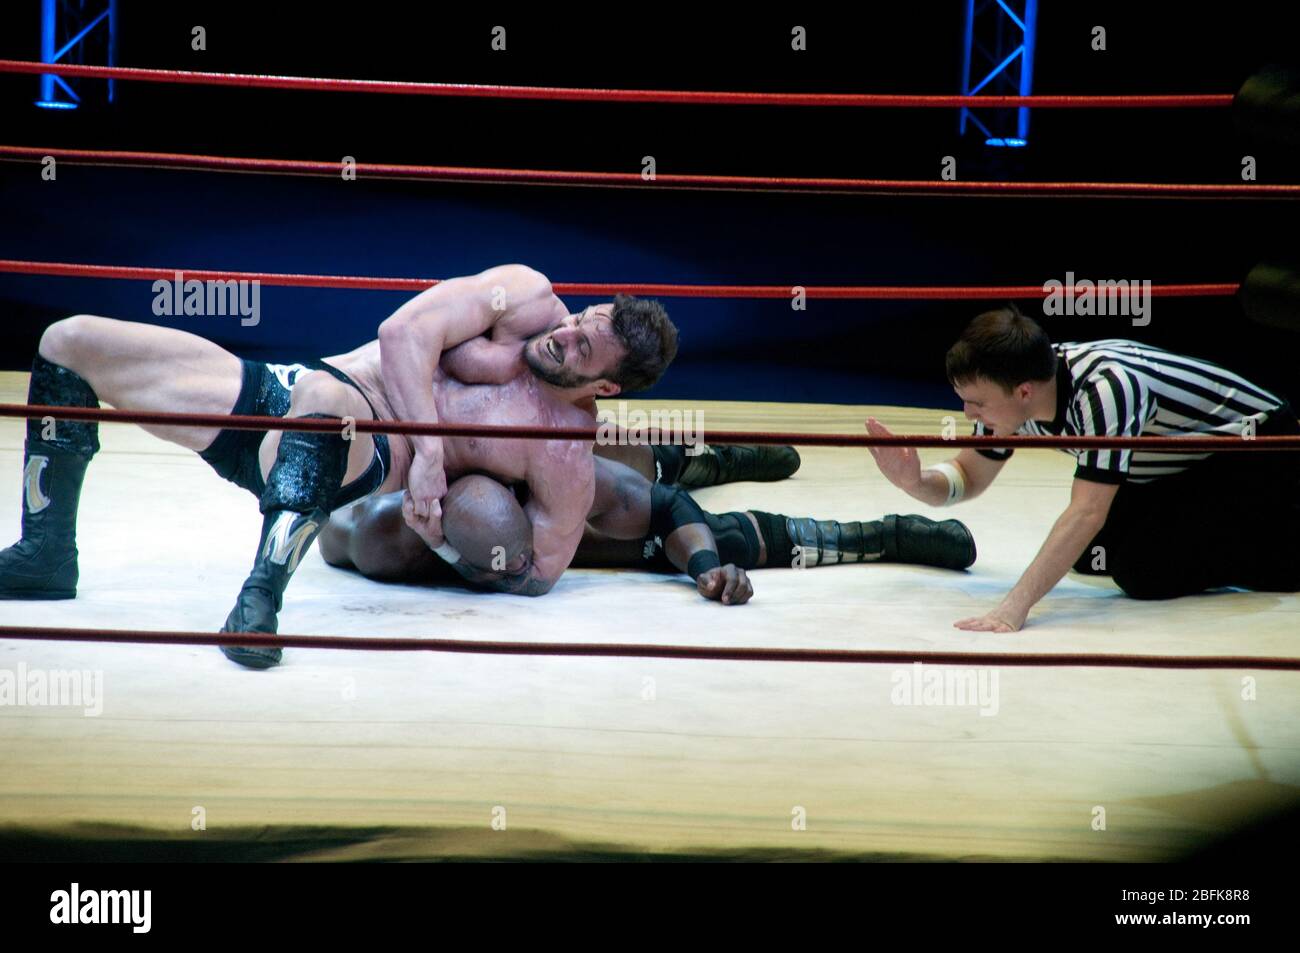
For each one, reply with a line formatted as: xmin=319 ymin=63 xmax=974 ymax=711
xmin=219 ymin=415 xmax=347 ymax=669
xmin=777 ymin=515 xmax=885 ymax=567
xmin=677 ymin=444 xmax=801 ymax=487
xmin=218 ymin=509 xmax=328 ymax=669
xmin=750 ymin=512 xmax=975 ymax=570
xmin=882 ymin=515 xmax=976 ymax=571
xmin=0 ymin=356 xmax=100 ymax=599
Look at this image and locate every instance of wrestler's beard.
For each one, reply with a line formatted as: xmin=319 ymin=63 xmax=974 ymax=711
xmin=524 ymin=342 xmax=595 ymax=389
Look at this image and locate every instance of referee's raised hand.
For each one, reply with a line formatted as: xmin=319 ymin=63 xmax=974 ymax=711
xmin=865 ymin=417 xmax=921 ymax=491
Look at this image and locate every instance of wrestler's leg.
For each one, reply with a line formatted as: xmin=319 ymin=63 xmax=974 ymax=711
xmin=581 ymin=457 xmax=757 ymax=571
xmin=586 ymin=453 xmax=973 ymax=572
xmin=219 ymin=371 xmax=364 ymax=668
xmin=39 ymin=314 xmax=243 ymax=449
xmin=675 ymin=444 xmax=802 ymax=487
xmin=593 ymin=442 xmax=802 ymax=486
xmin=256 ymin=371 xmax=376 ymax=488
xmin=1 ymin=316 xmax=244 ymax=599
xmin=746 ymin=511 xmax=975 ymax=570
xmin=654 ymin=508 xmax=975 ymax=572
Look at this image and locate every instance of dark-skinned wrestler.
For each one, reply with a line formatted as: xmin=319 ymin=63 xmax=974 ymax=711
xmin=320 ymin=453 xmax=977 ymax=598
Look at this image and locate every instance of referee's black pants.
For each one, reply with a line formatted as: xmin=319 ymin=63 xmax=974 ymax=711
xmin=1072 ymin=408 xmax=1300 ymax=599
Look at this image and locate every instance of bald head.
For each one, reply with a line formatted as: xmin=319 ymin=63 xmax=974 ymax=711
xmin=442 ymin=475 xmax=533 ymax=573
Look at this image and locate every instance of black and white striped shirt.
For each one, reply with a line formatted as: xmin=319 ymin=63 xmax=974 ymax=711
xmin=973 ymin=340 xmax=1287 ymax=484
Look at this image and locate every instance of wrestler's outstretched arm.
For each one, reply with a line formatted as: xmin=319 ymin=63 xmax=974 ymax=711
xmin=379 ymin=264 xmax=561 ymax=546
xmin=586 ymin=457 xmax=752 ymax=605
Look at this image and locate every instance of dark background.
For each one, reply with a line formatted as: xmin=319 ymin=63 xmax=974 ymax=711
xmin=2 ymin=1 xmax=1297 ymax=407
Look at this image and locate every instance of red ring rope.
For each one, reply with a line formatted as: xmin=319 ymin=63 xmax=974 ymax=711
xmin=4 ymin=403 xmax=1297 ymax=452
xmin=4 ymin=145 xmax=1294 ymax=200
xmin=0 ymin=60 xmax=1236 ymax=109
xmin=0 ymin=258 xmax=1243 ymax=299
xmin=1 ymin=625 xmax=1294 ymax=670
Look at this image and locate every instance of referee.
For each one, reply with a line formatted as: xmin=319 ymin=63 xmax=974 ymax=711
xmin=867 ymin=305 xmax=1300 ymax=632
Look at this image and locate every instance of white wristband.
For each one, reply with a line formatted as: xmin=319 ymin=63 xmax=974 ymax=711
xmin=928 ymin=462 xmax=966 ymax=506
xmin=433 ymin=542 xmax=462 ymax=564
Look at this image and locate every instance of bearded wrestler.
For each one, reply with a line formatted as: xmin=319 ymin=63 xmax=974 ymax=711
xmin=0 ymin=264 xmax=792 ymax=669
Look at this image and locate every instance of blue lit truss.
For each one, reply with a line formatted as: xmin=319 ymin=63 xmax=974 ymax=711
xmin=36 ymin=0 xmax=118 ymax=110
xmin=959 ymin=0 xmax=1038 ymax=147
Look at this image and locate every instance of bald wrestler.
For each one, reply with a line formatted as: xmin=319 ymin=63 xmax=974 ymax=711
xmin=319 ymin=455 xmax=978 ymax=599
xmin=322 ymin=472 xmax=759 ymax=604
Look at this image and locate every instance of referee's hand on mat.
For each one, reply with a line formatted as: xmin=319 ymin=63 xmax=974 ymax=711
xmin=954 ymin=607 xmax=1026 ymax=633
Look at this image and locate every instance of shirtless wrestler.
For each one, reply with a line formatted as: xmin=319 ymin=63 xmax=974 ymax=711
xmin=0 ymin=265 xmax=687 ymax=670
xmin=1 ymin=264 xmax=806 ymax=667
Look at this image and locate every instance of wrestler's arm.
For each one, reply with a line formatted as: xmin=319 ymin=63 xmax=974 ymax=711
xmin=587 ymin=458 xmax=751 ymax=604
xmin=438 ymin=337 xmax=511 ymax=385
xmin=663 ymin=520 xmax=752 ymax=605
xmin=439 ymin=313 xmax=590 ymax=387
xmin=379 ymin=264 xmax=556 ymax=429
xmin=486 ymin=443 xmax=594 ymax=596
xmin=380 ymin=264 xmax=558 ymax=538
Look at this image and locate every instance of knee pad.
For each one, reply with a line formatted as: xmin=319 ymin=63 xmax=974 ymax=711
xmin=704 ymin=511 xmax=762 ymax=569
xmin=749 ymin=511 xmax=794 ymax=567
xmin=259 ymin=414 xmax=348 ymax=514
xmin=27 ymin=355 xmax=100 ymax=455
